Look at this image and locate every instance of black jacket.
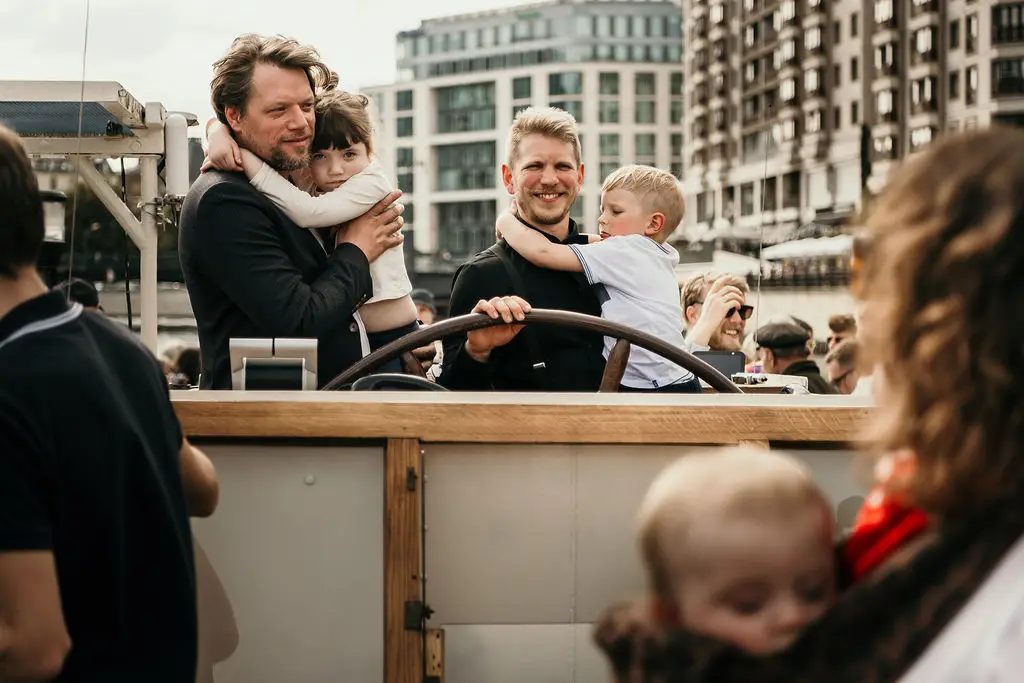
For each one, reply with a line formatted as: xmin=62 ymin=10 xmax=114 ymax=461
xmin=784 ymin=359 xmax=837 ymax=394
xmin=438 ymin=219 xmax=605 ymax=391
xmin=178 ymin=171 xmax=372 ymax=389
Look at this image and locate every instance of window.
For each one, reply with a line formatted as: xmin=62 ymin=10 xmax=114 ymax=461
xmin=435 ymin=142 xmax=496 ymax=192
xmin=833 ymin=105 xmax=841 ymax=130
xmin=874 ymin=0 xmax=894 ymax=25
xmin=671 ymin=72 xmax=684 ymax=96
xmin=993 ymin=3 xmax=1024 ymax=45
xmin=599 ymin=161 xmax=619 ymax=180
xmin=993 ymin=58 xmax=1024 ymax=97
xmin=913 ymin=26 xmax=937 ymax=63
xmin=805 ymin=26 xmax=822 ymax=53
xmin=549 ymin=72 xmax=583 ymax=96
xmin=396 ymin=148 xmax=414 ymax=167
xmin=435 ymin=82 xmax=496 ymax=133
xmin=780 ymin=78 xmax=797 ymax=102
xmin=396 ymin=172 xmax=414 ymax=194
xmin=600 ymin=133 xmax=620 ymax=157
xmin=512 ymin=77 xmax=532 ymax=100
xmin=806 ymin=109 xmax=822 ymax=133
xmin=599 ymin=100 xmax=620 ymax=123
xmin=549 ymin=100 xmax=583 ymax=122
xmin=851 ymin=100 xmax=860 ymax=124
xmin=910 ymin=126 xmax=935 ymax=151
xmin=635 ymin=101 xmax=656 ymax=123
xmin=710 ymin=2 xmax=726 ymax=24
xmin=949 ymin=70 xmax=961 ymax=99
xmin=852 ymin=12 xmax=860 ymax=36
xmin=671 ymin=134 xmax=683 ymax=157
xmin=851 ymin=56 xmax=859 ymax=81
xmin=873 ymin=134 xmax=898 ymax=160
xmin=967 ymin=65 xmax=979 ymax=104
xmin=950 ymin=19 xmax=961 ymax=49
xmin=833 ymin=20 xmax=841 ymax=43
xmin=875 ymin=43 xmax=897 ymax=75
xmin=396 ymin=90 xmax=413 ymax=111
xmin=967 ymin=14 xmax=978 ymax=53
xmin=635 ymin=133 xmax=656 ymax=158
xmin=397 ymin=117 xmax=414 ymax=137
xmin=437 ymin=201 xmax=497 ymax=259
xmin=911 ymin=76 xmax=938 ymax=112
xmin=740 ymin=183 xmax=755 ymax=216
xmin=670 ymin=100 xmax=684 ymax=124
xmin=876 ymin=89 xmax=896 ymax=121
xmin=512 ymin=104 xmax=531 ymax=119
xmin=805 ymin=68 xmax=822 ymax=95
xmin=834 ymin=63 xmax=841 ymax=87
xmin=599 ymin=72 xmax=619 ymax=95
xmin=635 ymin=72 xmax=656 ymax=96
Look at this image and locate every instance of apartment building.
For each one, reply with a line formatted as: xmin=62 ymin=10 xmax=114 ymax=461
xmin=682 ymin=0 xmax=1024 ymax=245
xmin=363 ymin=0 xmax=685 ymax=274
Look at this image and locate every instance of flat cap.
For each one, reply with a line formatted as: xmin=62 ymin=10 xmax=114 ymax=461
xmin=755 ymin=321 xmax=809 ymax=350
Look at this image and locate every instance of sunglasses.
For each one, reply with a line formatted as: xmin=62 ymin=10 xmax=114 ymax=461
xmin=691 ymin=302 xmax=755 ymax=320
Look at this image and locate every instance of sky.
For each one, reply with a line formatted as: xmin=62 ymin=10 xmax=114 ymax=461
xmin=0 ymin=0 xmax=527 ymax=135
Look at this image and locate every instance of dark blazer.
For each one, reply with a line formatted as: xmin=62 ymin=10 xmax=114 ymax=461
xmin=178 ymin=171 xmax=372 ymax=389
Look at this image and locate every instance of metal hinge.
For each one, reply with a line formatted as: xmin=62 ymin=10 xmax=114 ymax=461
xmin=406 ymin=467 xmax=418 ymax=492
xmin=404 ymin=600 xmax=434 ymax=631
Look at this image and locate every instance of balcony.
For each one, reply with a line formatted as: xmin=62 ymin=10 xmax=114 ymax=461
xmin=910 ymin=0 xmax=938 ymax=18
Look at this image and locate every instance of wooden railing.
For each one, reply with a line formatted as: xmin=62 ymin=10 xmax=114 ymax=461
xmin=172 ymin=391 xmax=872 ymax=683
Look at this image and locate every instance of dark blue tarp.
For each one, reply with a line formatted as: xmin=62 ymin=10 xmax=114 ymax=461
xmin=0 ymin=101 xmax=133 ymax=137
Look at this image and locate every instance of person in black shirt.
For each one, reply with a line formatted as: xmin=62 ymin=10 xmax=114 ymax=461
xmin=754 ymin=321 xmax=837 ymax=394
xmin=179 ymin=34 xmax=405 ymax=389
xmin=439 ymin=107 xmax=605 ymax=391
xmin=0 ymin=123 xmax=219 ymax=681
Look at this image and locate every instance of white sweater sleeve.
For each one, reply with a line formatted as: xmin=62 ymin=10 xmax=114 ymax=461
xmin=249 ymin=158 xmax=393 ymax=229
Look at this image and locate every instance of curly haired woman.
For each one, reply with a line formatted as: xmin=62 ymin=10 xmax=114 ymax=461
xmin=593 ymin=126 xmax=1024 ymax=682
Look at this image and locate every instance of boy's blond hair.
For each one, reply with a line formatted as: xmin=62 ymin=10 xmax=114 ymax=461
xmin=602 ymin=165 xmax=686 ymax=242
xmin=636 ymin=447 xmax=832 ymax=602
xmin=506 ymin=106 xmax=581 ymax=170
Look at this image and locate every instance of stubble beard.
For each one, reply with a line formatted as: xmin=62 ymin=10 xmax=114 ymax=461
xmin=237 ymin=128 xmax=310 ymax=172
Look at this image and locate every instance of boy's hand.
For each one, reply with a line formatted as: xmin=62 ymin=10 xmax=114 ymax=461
xmin=495 ymin=199 xmax=520 ymax=241
xmin=203 ymin=120 xmax=244 ymax=173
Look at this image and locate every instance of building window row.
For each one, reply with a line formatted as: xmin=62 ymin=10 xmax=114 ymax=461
xmin=994 ymin=3 xmax=1024 ymax=45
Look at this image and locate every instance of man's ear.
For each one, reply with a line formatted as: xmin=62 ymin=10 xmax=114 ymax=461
xmin=224 ymin=106 xmax=244 ymax=134
xmin=501 ymin=164 xmax=514 ymax=194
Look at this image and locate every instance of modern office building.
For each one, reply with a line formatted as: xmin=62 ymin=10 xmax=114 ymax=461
xmin=364 ymin=0 xmax=685 ymax=275
xmin=681 ymin=0 xmax=1024 ymax=245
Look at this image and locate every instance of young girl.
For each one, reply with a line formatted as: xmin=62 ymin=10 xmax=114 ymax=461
xmin=206 ymin=90 xmax=419 ymax=357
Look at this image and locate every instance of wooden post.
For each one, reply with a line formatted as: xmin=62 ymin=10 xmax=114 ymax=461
xmin=385 ymin=439 xmax=423 ymax=683
xmin=425 ymin=629 xmax=444 ymax=683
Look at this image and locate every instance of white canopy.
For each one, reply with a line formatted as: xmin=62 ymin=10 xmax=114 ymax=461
xmin=760 ymin=234 xmax=854 ymax=260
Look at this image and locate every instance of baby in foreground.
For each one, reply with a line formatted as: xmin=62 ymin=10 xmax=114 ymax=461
xmin=636 ymin=447 xmax=836 ymax=654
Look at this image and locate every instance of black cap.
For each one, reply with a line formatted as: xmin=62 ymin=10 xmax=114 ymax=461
xmin=53 ymin=278 xmax=100 ymax=309
xmin=411 ymin=288 xmax=436 ymax=313
xmin=755 ymin=321 xmax=809 ymax=350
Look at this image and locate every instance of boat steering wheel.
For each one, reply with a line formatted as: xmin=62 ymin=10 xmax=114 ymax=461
xmin=322 ymin=309 xmax=742 ymax=394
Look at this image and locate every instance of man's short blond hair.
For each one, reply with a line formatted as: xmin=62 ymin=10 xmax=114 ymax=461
xmin=506 ymin=106 xmax=581 ymax=170
xmin=601 ymin=165 xmax=686 ymax=242
xmin=637 ymin=447 xmax=832 ymax=602
xmin=680 ymin=271 xmax=750 ymax=310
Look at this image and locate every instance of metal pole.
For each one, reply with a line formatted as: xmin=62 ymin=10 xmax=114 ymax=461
xmin=139 ymin=155 xmax=159 ymax=353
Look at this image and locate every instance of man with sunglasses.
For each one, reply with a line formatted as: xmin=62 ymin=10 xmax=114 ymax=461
xmin=680 ymin=272 xmax=753 ymax=352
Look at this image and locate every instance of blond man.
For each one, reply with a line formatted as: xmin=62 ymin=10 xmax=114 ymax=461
xmin=495 ymin=164 xmax=699 ymax=393
xmin=681 ymin=272 xmax=752 ymax=352
xmin=438 ymin=106 xmax=605 ymax=391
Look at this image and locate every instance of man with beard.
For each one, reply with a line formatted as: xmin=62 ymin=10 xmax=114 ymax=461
xmin=438 ymin=107 xmax=605 ymax=391
xmin=179 ymin=34 xmax=405 ymax=389
xmin=680 ymin=272 xmax=752 ymax=352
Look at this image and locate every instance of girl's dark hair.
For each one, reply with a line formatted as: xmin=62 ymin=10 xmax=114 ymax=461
xmin=312 ymin=91 xmax=374 ymax=155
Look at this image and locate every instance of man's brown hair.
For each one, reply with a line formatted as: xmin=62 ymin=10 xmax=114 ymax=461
xmin=825 ymin=338 xmax=859 ymax=369
xmin=861 ymin=125 xmax=1024 ymax=514
xmin=0 ymin=123 xmax=44 ymax=277
xmin=828 ymin=314 xmax=857 ymax=335
xmin=312 ymin=91 xmax=374 ymax=156
xmin=210 ymin=34 xmax=336 ymax=125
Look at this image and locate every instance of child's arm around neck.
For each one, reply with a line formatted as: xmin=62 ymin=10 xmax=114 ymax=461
xmin=242 ymin=149 xmax=392 ymax=229
xmin=497 ymin=208 xmax=584 ymax=272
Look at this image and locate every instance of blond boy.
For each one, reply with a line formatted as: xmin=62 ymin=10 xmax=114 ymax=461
xmin=496 ymin=165 xmax=697 ymax=392
xmin=636 ymin=447 xmax=836 ymax=654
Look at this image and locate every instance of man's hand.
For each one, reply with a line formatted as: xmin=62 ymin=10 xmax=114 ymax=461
xmin=338 ymin=190 xmax=405 ymax=262
xmin=464 ymin=296 xmax=531 ymax=363
xmin=410 ymin=342 xmax=438 ymax=372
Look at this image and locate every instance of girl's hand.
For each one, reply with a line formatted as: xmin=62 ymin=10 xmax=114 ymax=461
xmin=203 ymin=119 xmax=243 ymax=172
